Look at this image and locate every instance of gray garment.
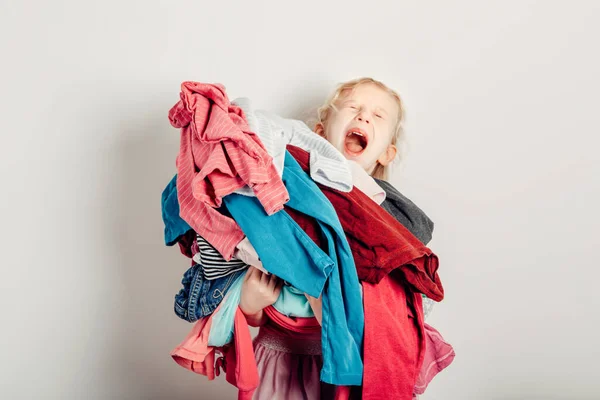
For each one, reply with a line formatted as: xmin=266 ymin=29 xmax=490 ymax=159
xmin=375 ymin=179 xmax=435 ymax=246
xmin=374 ymin=178 xmax=437 ymax=319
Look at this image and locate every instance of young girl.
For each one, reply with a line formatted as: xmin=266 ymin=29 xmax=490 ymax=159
xmin=240 ymin=77 xmax=435 ymax=399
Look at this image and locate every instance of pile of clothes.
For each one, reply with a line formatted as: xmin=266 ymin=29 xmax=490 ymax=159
xmin=161 ymin=81 xmax=455 ymax=399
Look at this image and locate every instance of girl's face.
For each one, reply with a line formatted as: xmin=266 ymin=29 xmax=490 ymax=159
xmin=318 ymin=83 xmax=399 ymax=174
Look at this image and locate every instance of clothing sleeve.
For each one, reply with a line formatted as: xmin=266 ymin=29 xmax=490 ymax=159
xmin=231 ymin=101 xmax=353 ymax=193
xmin=375 ymin=179 xmax=438 ymax=317
xmin=174 ymin=121 xmax=246 ymax=260
xmin=286 ymin=118 xmax=354 ymax=192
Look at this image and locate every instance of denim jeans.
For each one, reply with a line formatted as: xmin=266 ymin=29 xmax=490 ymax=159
xmin=223 ymin=151 xmax=364 ymax=386
xmin=174 ymin=263 xmax=245 ymax=322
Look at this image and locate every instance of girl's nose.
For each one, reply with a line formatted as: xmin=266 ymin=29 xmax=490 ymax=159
xmin=356 ymin=113 xmax=370 ymax=124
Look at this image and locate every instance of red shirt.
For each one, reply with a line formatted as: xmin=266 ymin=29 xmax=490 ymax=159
xmin=286 ymin=145 xmax=444 ymax=302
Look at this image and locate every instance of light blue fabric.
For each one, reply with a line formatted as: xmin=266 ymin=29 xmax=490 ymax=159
xmin=207 ymin=276 xmax=313 ymax=346
xmin=207 ymin=270 xmax=247 ymax=347
xmin=223 ymin=151 xmax=364 ymax=386
xmin=206 ymin=272 xmax=314 ymax=346
xmin=273 ymin=285 xmax=314 ymax=317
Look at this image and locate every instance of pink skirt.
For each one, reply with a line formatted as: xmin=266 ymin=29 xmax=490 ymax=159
xmin=252 ymin=330 xmax=323 ymax=400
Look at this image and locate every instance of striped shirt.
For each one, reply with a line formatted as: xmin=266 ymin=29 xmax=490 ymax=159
xmin=193 ymin=235 xmax=248 ymax=280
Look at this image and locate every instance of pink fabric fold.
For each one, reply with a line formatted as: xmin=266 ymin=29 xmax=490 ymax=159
xmin=171 ymin=312 xmax=216 ymax=378
xmin=169 ymin=81 xmax=289 ymax=260
xmin=414 ymin=323 xmax=456 ymax=395
xmin=171 ymin=307 xmax=259 ymax=400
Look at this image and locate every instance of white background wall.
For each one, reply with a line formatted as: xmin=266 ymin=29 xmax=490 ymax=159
xmin=1 ymin=1 xmax=599 ymax=399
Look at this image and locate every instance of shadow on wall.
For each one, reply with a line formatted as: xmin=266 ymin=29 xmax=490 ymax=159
xmin=101 ymin=102 xmax=236 ymax=400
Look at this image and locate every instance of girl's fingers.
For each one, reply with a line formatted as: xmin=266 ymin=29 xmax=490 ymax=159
xmin=273 ymin=280 xmax=284 ymax=296
xmin=244 ymin=266 xmax=258 ymax=281
xmin=259 ymin=269 xmax=269 ymax=286
xmin=268 ymin=273 xmax=278 ymax=288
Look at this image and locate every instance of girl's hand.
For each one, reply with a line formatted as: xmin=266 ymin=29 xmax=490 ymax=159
xmin=240 ymin=266 xmax=283 ymax=316
xmin=305 ymin=294 xmax=323 ymax=325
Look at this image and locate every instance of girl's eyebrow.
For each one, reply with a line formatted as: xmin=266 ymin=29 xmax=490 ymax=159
xmin=341 ymin=99 xmax=390 ymax=115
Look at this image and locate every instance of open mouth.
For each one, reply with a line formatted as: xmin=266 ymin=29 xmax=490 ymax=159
xmin=344 ymin=129 xmax=368 ymax=156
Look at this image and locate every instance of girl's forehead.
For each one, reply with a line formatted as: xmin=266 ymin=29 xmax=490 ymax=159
xmin=339 ymin=85 xmax=398 ymax=112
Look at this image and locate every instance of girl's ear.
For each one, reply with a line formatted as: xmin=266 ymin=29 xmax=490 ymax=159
xmin=314 ymin=122 xmax=326 ymax=138
xmin=377 ymin=143 xmax=397 ymax=166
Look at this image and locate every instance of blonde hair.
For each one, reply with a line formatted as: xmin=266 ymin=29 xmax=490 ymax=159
xmin=316 ymin=77 xmax=406 ymax=181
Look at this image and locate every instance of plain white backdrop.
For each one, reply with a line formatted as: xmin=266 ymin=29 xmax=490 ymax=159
xmin=1 ymin=1 xmax=599 ymax=399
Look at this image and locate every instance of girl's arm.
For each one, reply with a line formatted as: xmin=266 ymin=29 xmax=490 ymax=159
xmin=242 ymin=309 xmax=268 ymax=327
